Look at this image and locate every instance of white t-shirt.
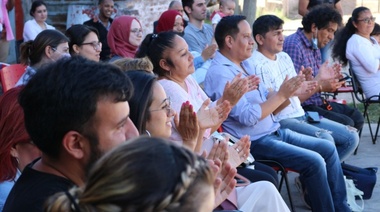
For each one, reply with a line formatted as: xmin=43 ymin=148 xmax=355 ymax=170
xmin=23 ymin=19 xmax=55 ymax=41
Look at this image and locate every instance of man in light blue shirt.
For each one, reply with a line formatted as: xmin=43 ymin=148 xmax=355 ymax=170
xmin=182 ymin=0 xmax=214 ymax=53
xmin=204 ymin=15 xmax=350 ymax=212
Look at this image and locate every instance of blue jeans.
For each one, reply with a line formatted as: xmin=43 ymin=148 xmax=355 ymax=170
xmin=279 ymin=116 xmax=359 ymax=162
xmin=250 ymin=128 xmax=350 ymax=212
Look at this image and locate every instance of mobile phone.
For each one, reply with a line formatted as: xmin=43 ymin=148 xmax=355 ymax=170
xmin=306 ymin=111 xmax=321 ymax=123
xmin=338 ymin=76 xmax=350 ymax=82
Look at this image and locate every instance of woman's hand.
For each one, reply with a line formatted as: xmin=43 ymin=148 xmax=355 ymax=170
xmin=210 ymin=159 xmax=237 ymax=208
xmin=175 ymin=101 xmax=199 ymax=150
xmin=228 ymin=135 xmax=251 ymax=168
xmin=197 ymin=99 xmax=231 ymax=129
xmin=207 ymin=139 xmax=229 ymax=164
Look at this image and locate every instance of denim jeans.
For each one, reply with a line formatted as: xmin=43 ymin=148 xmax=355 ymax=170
xmin=279 ymin=116 xmax=359 ymax=162
xmin=250 ymin=128 xmax=350 ymax=212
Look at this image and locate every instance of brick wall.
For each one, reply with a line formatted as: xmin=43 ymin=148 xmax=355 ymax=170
xmin=44 ymin=0 xmax=172 ymax=34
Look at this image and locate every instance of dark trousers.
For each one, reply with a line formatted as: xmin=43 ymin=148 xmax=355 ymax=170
xmin=237 ymin=161 xmax=279 ymax=188
xmin=303 ymin=102 xmax=364 ymax=131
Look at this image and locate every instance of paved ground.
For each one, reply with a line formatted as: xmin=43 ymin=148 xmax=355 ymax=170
xmin=279 ymin=122 xmax=380 ymax=212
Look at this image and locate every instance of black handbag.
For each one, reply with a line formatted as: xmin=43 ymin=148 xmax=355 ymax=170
xmin=342 ymin=163 xmax=378 ymax=199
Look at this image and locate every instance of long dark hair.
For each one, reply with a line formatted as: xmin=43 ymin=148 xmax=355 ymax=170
xmin=135 ymin=32 xmax=178 ymax=77
xmin=125 ymin=70 xmax=157 ymax=134
xmin=332 ymin=7 xmax=370 ymax=66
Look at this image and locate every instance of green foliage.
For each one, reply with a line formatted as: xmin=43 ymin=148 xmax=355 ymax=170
xmin=348 ymin=103 xmax=380 ymax=123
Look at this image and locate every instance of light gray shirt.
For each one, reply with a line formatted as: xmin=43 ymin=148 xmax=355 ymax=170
xmin=183 ymin=22 xmax=213 ymax=53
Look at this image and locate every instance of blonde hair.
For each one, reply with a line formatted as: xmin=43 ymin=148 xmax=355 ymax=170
xmin=112 ymin=57 xmax=154 ymax=73
xmin=45 ymin=137 xmax=214 ymax=212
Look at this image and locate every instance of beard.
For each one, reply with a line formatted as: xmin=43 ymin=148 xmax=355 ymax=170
xmin=83 ymin=131 xmax=103 ymax=178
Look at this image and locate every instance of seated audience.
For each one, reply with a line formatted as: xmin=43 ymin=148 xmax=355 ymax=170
xmin=83 ymin=0 xmax=114 ymax=61
xmin=16 ymin=29 xmax=70 ymax=86
xmin=112 ymin=57 xmax=154 ymax=73
xmin=3 ymin=56 xmax=139 ymax=212
xmin=136 ymin=31 xmax=256 ymax=148
xmin=65 ymin=24 xmax=102 ymax=62
xmin=204 ymin=15 xmax=350 ymax=211
xmin=45 ymin=137 xmax=217 ymax=212
xmin=332 ymin=7 xmax=380 ymax=99
xmin=136 ymin=31 xmax=281 ymax=187
xmin=125 ymin=70 xmax=289 ymax=211
xmin=107 ymin=15 xmax=143 ymax=61
xmin=23 ymin=1 xmax=55 ymax=42
xmin=0 ymin=87 xmax=41 ymax=211
xmin=250 ymin=15 xmax=359 ymax=162
xmin=126 ymin=70 xmax=279 ymax=186
xmin=283 ymin=5 xmax=364 ymax=133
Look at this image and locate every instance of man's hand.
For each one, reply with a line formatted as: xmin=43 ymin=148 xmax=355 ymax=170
xmin=201 ymin=44 xmax=218 ymax=61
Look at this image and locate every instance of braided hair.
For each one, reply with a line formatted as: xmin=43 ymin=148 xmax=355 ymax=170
xmin=45 ymin=136 xmax=214 ymax=212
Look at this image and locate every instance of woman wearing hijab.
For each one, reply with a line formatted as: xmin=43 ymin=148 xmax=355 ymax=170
xmin=107 ymin=15 xmax=143 ymax=61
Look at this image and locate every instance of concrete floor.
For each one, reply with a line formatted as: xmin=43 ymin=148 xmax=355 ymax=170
xmin=279 ymin=123 xmax=380 ymax=212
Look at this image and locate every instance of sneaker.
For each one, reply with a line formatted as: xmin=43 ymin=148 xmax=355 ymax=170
xmin=295 ymin=176 xmax=312 ymax=209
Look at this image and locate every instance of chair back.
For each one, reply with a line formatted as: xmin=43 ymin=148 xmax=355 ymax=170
xmin=0 ymin=64 xmax=27 ymax=93
xmin=348 ymin=66 xmax=367 ymax=104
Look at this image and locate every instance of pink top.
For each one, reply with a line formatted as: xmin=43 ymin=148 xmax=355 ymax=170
xmin=159 ymin=76 xmax=211 ymax=143
xmin=107 ymin=15 xmax=141 ymax=58
xmin=1 ymin=0 xmax=14 ymax=41
xmin=210 ymin=10 xmax=226 ymax=21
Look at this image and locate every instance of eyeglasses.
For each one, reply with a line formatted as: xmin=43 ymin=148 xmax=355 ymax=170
xmin=81 ymin=41 xmax=102 ymax=50
xmin=357 ymin=17 xmax=376 ymax=24
xmin=130 ymin=28 xmax=143 ymax=35
xmin=149 ymin=97 xmax=173 ymax=116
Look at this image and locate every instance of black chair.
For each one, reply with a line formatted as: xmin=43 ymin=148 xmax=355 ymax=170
xmin=256 ymin=159 xmax=297 ymax=212
xmin=348 ymin=66 xmax=380 ymax=149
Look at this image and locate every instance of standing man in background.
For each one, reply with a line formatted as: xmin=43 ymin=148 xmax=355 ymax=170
xmin=299 ymin=0 xmax=343 ymax=16
xmin=84 ymin=0 xmax=114 ymax=61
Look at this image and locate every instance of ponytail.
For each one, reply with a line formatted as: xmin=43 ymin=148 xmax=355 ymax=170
xmin=19 ymin=41 xmax=33 ymax=65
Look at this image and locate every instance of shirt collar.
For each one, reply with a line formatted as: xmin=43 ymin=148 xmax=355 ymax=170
xmin=187 ymin=22 xmax=204 ymax=32
xmin=214 ymin=51 xmax=252 ymax=75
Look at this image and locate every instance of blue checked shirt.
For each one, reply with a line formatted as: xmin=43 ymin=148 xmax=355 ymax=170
xmin=283 ymin=28 xmax=323 ymax=107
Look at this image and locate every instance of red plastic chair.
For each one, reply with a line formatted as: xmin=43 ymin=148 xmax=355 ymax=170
xmin=0 ymin=64 xmax=27 ymax=93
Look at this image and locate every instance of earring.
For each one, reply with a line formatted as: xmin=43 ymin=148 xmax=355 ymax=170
xmin=14 ymin=157 xmax=19 ymax=164
xmin=145 ymin=130 xmax=151 ymax=137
